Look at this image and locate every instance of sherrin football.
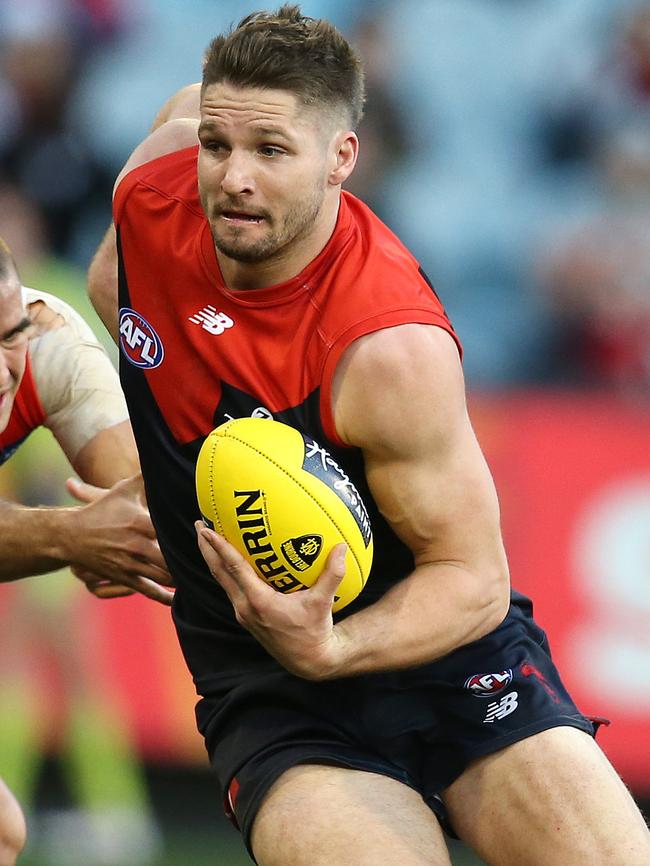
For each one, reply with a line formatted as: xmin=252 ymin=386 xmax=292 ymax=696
xmin=195 ymin=417 xmax=373 ymax=612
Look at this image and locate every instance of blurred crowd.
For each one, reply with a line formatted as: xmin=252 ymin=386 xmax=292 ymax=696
xmin=1 ymin=0 xmax=650 ymax=392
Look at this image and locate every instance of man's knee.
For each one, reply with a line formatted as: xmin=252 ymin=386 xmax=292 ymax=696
xmin=0 ymin=781 xmax=26 ymax=866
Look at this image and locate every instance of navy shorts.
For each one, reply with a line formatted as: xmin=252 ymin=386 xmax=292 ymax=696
xmin=197 ymin=598 xmax=596 ymax=857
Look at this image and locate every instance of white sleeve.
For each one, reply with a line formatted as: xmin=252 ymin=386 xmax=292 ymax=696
xmin=25 ymin=288 xmax=129 ymax=465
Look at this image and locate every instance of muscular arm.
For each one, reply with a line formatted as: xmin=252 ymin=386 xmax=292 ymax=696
xmin=197 ymin=324 xmax=511 ymax=678
xmin=328 ymin=323 xmax=510 ymax=674
xmin=88 ymin=84 xmax=201 ymax=342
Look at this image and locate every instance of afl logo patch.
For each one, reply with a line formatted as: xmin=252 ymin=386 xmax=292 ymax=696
xmin=465 ymin=669 xmax=513 ymax=698
xmin=119 ymin=307 xmax=164 ymax=369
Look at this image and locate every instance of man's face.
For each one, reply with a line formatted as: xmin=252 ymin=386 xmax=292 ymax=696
xmin=197 ymin=83 xmax=335 ymax=267
xmin=0 ymin=277 xmax=31 ymax=433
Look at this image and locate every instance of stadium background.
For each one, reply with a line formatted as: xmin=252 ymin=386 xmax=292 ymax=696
xmin=1 ymin=0 xmax=649 ymax=863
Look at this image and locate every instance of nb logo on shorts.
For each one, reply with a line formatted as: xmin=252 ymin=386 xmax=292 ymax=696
xmin=483 ymin=691 xmax=519 ymax=724
xmin=189 ymin=305 xmax=234 ymax=335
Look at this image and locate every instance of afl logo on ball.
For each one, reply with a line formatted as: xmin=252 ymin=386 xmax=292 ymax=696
xmin=464 ymin=669 xmax=513 ymax=698
xmin=119 ymin=308 xmax=164 ymax=369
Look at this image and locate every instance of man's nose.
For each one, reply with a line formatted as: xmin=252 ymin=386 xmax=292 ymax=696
xmin=220 ymin=152 xmax=255 ymax=197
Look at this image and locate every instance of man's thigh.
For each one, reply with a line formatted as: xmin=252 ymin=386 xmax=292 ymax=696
xmin=442 ymin=726 xmax=650 ymax=866
xmin=251 ymin=764 xmax=451 ymax=866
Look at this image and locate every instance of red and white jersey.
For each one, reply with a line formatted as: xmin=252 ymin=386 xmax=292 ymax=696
xmin=114 ymin=145 xmax=461 ymax=695
xmin=0 ymin=288 xmax=128 ymax=465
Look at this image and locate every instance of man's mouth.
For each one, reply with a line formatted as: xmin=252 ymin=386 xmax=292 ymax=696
xmin=220 ymin=211 xmax=264 ymax=224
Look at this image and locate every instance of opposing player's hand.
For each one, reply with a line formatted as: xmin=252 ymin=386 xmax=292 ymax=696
xmin=65 ymin=474 xmax=175 ymax=606
xmin=69 ymin=565 xmax=135 ymax=599
xmin=196 ymin=522 xmax=347 ymax=679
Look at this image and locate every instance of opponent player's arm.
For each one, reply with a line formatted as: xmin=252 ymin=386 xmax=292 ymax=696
xmin=88 ymin=85 xmax=201 ymax=343
xmin=0 ymin=298 xmax=173 ymax=602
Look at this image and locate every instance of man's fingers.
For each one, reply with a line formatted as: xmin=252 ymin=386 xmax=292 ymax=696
xmin=73 ymin=568 xmax=134 ymax=599
xmin=66 ymin=477 xmax=105 ymax=503
xmin=125 ymin=558 xmax=174 ymax=584
xmin=313 ymin=543 xmax=348 ymax=601
xmin=122 ymin=576 xmax=175 ymax=606
xmin=120 ymin=472 xmax=147 ymax=500
xmin=90 ymin=583 xmax=136 ymax=599
xmin=74 ymin=567 xmax=174 ymax=606
xmin=87 ymin=576 xmax=173 ymax=605
xmin=195 ymin=523 xmax=255 ymax=599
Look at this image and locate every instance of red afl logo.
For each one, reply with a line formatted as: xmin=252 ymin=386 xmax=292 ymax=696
xmin=464 ymin=669 xmax=513 ymax=697
xmin=119 ymin=307 xmax=164 ymax=369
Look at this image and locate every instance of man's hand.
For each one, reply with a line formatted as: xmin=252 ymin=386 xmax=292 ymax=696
xmin=195 ymin=522 xmax=348 ymax=679
xmin=65 ymin=474 xmax=175 ymax=606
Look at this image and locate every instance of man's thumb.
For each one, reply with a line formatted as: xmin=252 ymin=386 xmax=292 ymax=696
xmin=66 ymin=477 xmax=105 ymax=503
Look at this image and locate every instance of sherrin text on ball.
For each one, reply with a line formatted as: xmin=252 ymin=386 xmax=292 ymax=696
xmin=195 ymin=417 xmax=373 ymax=612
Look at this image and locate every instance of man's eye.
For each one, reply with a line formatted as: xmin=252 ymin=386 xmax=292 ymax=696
xmin=259 ymin=146 xmax=284 ymax=157
xmin=203 ymin=140 xmax=227 ymax=152
xmin=1 ymin=332 xmax=27 ymax=349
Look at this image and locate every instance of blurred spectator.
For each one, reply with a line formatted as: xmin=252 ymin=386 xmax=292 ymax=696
xmin=533 ymin=124 xmax=650 ymax=393
xmin=0 ymin=0 xmax=136 ymax=262
xmin=0 ymin=183 xmax=113 ymax=353
xmin=537 ymin=3 xmax=650 ymax=168
xmin=342 ymin=10 xmax=411 ymax=221
xmin=534 ymin=207 xmax=650 ymax=395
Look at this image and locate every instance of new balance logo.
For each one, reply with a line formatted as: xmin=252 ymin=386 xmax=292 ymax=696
xmin=189 ymin=306 xmax=234 ymax=335
xmin=483 ymin=691 xmax=519 ymax=724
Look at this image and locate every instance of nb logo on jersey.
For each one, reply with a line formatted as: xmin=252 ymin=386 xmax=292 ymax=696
xmin=189 ymin=305 xmax=234 ymax=335
xmin=483 ymin=691 xmax=519 ymax=724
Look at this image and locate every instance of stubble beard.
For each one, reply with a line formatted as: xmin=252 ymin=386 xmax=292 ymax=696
xmin=210 ymin=184 xmax=326 ymax=265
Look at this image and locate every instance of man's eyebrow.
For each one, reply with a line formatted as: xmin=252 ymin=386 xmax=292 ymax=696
xmin=197 ymin=120 xmax=219 ymax=134
xmin=1 ymin=316 xmax=32 ymax=342
xmin=254 ymin=126 xmax=291 ymax=137
xmin=198 ymin=120 xmax=291 ymax=137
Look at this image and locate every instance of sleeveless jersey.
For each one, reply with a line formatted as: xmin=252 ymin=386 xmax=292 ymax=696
xmin=114 ymin=145 xmax=462 ymax=698
xmin=0 ymin=356 xmax=45 ymax=465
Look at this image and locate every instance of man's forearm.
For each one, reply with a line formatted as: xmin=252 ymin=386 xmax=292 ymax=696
xmin=0 ymin=500 xmax=77 ymax=580
xmin=321 ymin=560 xmax=510 ymax=680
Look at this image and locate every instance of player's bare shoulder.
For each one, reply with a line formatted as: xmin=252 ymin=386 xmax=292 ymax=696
xmin=333 ymin=324 xmax=465 ymax=451
xmin=114 ymin=117 xmax=200 ymax=195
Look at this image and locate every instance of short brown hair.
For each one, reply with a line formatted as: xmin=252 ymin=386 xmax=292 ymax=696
xmin=202 ymin=4 xmax=365 ymax=128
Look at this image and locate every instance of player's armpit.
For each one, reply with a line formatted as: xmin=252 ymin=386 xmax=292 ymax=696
xmin=328 ymin=323 xmax=511 ymax=676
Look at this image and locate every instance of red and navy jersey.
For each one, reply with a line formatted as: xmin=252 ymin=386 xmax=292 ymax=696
xmin=114 ymin=146 xmax=461 ymax=697
xmin=0 ymin=357 xmax=46 ymax=465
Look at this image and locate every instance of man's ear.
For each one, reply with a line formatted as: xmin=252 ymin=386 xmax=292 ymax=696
xmin=329 ymin=131 xmax=359 ymax=186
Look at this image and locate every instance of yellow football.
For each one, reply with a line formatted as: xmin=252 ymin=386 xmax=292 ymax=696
xmin=195 ymin=417 xmax=373 ymax=612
